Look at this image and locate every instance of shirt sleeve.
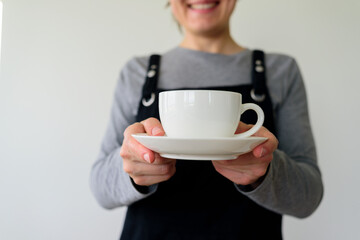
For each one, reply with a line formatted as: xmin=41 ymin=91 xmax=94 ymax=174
xmin=235 ymin=57 xmax=324 ymax=218
xmin=89 ymin=57 xmax=157 ymax=209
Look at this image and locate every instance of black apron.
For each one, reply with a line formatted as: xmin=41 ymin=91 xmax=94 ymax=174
xmin=120 ymin=51 xmax=282 ymax=240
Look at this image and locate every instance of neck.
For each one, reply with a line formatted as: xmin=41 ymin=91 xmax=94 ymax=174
xmin=179 ymin=28 xmax=244 ymax=55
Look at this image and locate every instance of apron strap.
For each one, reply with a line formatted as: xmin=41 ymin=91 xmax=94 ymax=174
xmin=251 ymin=50 xmax=267 ymax=102
xmin=141 ymin=54 xmax=161 ymax=107
xmin=251 ymin=49 xmax=277 ymax=136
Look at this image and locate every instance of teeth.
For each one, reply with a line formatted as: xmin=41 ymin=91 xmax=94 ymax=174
xmin=190 ymin=3 xmax=217 ymax=10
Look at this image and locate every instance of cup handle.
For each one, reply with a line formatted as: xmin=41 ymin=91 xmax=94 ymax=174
xmin=234 ymin=103 xmax=265 ymax=138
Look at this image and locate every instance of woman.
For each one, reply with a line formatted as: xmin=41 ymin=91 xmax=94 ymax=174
xmin=90 ymin=1 xmax=323 ymax=239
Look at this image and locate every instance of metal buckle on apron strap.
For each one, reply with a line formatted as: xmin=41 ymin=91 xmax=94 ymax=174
xmin=251 ymin=51 xmax=266 ymax=102
xmin=147 ymin=65 xmax=157 ymax=78
xmin=142 ymin=63 xmax=158 ymax=107
xmin=142 ymin=93 xmax=156 ymax=107
xmin=250 ymin=88 xmax=266 ymax=102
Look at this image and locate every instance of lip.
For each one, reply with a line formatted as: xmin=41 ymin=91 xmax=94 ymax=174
xmin=187 ymin=0 xmax=220 ymax=13
xmin=187 ymin=0 xmax=220 ymax=4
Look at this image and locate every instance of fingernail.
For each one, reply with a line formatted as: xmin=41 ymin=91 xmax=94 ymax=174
xmin=260 ymin=148 xmax=267 ymax=158
xmin=152 ymin=127 xmax=163 ymax=136
xmin=143 ymin=153 xmax=151 ymax=163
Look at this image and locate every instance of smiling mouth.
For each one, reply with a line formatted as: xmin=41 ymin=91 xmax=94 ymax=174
xmin=188 ymin=1 xmax=220 ymax=10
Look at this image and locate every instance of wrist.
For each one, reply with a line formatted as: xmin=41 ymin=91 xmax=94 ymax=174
xmin=236 ymin=164 xmax=270 ymax=192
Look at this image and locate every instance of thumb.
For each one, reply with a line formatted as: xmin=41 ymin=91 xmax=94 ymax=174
xmin=235 ymin=121 xmax=253 ymax=134
xmin=141 ymin=117 xmax=165 ymax=136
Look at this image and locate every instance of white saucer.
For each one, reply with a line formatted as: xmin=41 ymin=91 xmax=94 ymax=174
xmin=132 ymin=133 xmax=267 ymax=160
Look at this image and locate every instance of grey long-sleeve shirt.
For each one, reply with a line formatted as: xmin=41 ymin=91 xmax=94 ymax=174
xmin=90 ymin=47 xmax=323 ymax=218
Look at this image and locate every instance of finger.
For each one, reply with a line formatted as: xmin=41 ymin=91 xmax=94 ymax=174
xmin=212 ymin=153 xmax=255 ymax=169
xmin=126 ymin=161 xmax=176 ymax=177
xmin=122 ymin=122 xmax=156 ymax=163
xmin=212 ymin=163 xmax=252 ymax=185
xmin=212 ymin=159 xmax=269 ymax=185
xmin=132 ymin=172 xmax=175 ymax=186
xmin=141 ymin=117 xmax=165 ymax=136
xmin=237 ymin=125 xmax=275 ymax=158
xmin=213 ymin=156 xmax=268 ymax=170
xmin=251 ymin=127 xmax=278 ymax=158
xmin=152 ymin=153 xmax=177 ymax=165
xmin=129 ymin=160 xmax=177 ymax=186
xmin=123 ymin=122 xmax=145 ymax=138
xmin=252 ymin=125 xmax=274 ymax=138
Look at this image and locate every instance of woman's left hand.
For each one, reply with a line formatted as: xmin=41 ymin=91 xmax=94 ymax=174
xmin=212 ymin=122 xmax=278 ymax=188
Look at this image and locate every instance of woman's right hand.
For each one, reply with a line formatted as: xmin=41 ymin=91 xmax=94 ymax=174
xmin=120 ymin=118 xmax=177 ymax=186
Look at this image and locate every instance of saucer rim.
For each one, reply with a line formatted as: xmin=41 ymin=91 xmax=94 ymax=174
xmin=132 ymin=133 xmax=268 ymax=141
xmin=131 ymin=133 xmax=268 ymax=160
xmin=159 ymin=153 xmax=239 ymax=161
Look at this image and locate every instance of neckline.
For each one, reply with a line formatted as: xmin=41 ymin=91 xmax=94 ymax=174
xmin=174 ymin=46 xmax=251 ymax=58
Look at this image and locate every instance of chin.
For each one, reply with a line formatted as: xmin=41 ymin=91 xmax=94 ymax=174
xmin=188 ymin=21 xmax=227 ymax=36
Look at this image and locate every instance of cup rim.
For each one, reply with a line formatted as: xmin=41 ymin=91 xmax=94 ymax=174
xmin=159 ymin=90 xmax=241 ymax=97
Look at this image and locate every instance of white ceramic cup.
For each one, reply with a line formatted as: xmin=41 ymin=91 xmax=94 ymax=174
xmin=159 ymin=90 xmax=264 ymax=138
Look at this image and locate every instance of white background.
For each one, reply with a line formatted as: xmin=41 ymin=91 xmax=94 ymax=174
xmin=1 ymin=0 xmax=359 ymax=239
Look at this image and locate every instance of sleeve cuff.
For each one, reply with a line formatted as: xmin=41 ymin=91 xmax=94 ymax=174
xmin=130 ymin=177 xmax=158 ymax=195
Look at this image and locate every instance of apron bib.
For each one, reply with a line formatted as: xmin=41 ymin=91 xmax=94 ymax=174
xmin=121 ymin=51 xmax=282 ymax=240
